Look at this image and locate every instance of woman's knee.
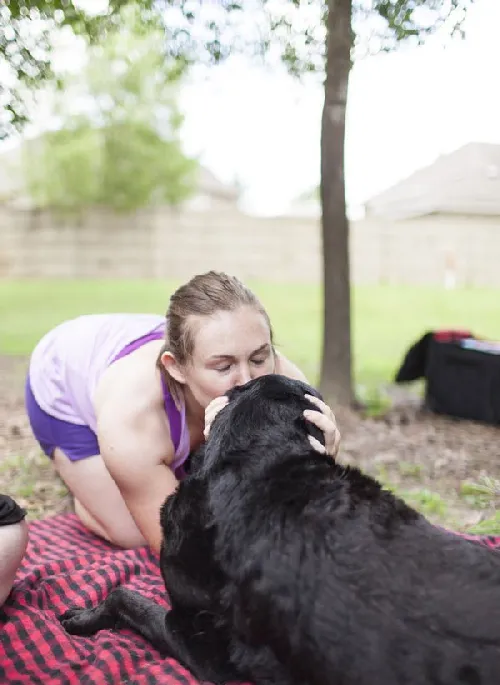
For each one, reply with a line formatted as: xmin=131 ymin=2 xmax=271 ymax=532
xmin=53 ymin=451 xmax=146 ymax=549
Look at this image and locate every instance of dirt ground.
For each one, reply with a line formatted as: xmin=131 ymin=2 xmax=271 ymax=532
xmin=1 ymin=355 xmax=500 ymax=532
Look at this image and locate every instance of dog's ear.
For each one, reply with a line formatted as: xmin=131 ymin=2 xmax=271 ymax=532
xmin=305 ymin=385 xmax=325 ymax=403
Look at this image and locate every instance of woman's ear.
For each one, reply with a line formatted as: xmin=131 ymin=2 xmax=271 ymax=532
xmin=160 ymin=351 xmax=186 ymax=385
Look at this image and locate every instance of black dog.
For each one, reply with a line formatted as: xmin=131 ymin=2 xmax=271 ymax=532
xmin=61 ymin=374 xmax=500 ymax=684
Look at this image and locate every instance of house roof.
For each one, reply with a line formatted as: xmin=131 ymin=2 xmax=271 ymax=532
xmin=196 ymin=166 xmax=239 ymax=201
xmin=365 ymin=143 xmax=500 ymax=220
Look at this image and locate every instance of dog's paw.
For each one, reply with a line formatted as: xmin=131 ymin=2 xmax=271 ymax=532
xmin=59 ymin=606 xmax=104 ymax=636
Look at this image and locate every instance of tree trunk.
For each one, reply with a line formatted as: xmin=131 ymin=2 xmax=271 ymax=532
xmin=319 ymin=0 xmax=354 ymax=408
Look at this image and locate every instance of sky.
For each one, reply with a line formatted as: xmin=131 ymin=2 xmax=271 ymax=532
xmin=6 ymin=0 xmax=500 ymax=216
xmin=177 ymin=0 xmax=500 ymax=215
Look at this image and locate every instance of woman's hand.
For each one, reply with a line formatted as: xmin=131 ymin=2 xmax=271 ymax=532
xmin=204 ymin=396 xmax=229 ymax=439
xmin=303 ymin=395 xmax=341 ymax=459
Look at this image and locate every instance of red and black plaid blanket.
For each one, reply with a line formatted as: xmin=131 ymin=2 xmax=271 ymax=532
xmin=0 ymin=514 xmax=210 ymax=685
xmin=2 ymin=514 xmax=500 ymax=685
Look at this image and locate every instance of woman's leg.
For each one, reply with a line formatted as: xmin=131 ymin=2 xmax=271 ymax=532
xmin=0 ymin=496 xmax=29 ymax=607
xmin=53 ymin=450 xmax=147 ymax=549
xmin=25 ymin=377 xmax=146 ymax=549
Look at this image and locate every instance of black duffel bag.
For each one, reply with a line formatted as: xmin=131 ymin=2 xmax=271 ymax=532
xmin=395 ymin=330 xmax=500 ymax=425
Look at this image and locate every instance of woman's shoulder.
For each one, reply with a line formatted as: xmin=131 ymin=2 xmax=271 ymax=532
xmin=275 ymin=351 xmax=308 ymax=383
xmin=95 ymin=342 xmax=165 ymax=418
xmin=96 ymin=361 xmax=177 ymax=467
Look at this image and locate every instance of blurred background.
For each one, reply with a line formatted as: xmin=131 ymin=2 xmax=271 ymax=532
xmin=1 ymin=0 xmax=500 ymax=533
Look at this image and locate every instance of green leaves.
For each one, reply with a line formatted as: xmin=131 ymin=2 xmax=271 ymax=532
xmin=1 ymin=0 xmax=151 ymax=138
xmin=1 ymin=0 xmax=475 ymax=140
xmin=366 ymin=0 xmax=473 ymax=50
xmin=22 ymin=6 xmax=197 ymax=215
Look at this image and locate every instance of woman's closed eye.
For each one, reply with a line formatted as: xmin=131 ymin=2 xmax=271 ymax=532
xmin=213 ymin=352 xmax=269 ymax=374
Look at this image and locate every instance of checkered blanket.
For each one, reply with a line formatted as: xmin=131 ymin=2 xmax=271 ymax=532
xmin=0 ymin=514 xmax=204 ymax=685
xmin=1 ymin=514 xmax=500 ymax=685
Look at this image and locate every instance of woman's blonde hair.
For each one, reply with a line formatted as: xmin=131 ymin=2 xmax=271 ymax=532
xmin=157 ymin=271 xmax=274 ymax=403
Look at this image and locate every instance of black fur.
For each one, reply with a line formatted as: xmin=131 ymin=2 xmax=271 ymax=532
xmin=61 ymin=374 xmax=500 ymax=684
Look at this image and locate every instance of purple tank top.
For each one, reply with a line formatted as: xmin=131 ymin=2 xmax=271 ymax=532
xmin=110 ymin=331 xmax=190 ymax=477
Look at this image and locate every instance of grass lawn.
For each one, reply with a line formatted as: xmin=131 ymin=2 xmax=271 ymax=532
xmin=1 ymin=279 xmax=500 ymax=389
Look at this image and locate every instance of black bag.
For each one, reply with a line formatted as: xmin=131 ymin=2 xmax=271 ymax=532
xmin=395 ymin=331 xmax=500 ymax=425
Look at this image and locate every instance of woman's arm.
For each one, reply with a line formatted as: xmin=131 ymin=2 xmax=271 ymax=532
xmin=97 ymin=404 xmax=178 ymax=554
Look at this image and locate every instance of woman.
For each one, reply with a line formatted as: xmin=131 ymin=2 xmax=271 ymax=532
xmin=25 ymin=271 xmax=340 ymax=553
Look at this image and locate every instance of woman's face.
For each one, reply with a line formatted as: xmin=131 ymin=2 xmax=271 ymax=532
xmin=180 ymin=306 xmax=276 ymax=409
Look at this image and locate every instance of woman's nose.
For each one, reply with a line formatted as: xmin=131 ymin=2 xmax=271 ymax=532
xmin=236 ymin=366 xmax=252 ymax=385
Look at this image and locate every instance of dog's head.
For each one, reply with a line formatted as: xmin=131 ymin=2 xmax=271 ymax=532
xmin=199 ymin=374 xmax=326 ymax=476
